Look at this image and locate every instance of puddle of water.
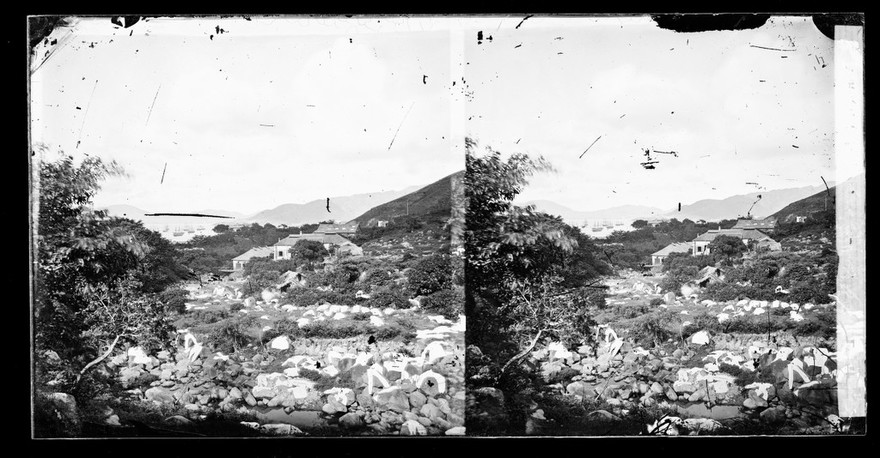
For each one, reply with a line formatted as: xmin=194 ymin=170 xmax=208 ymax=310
xmin=676 ymin=403 xmax=742 ymax=420
xmin=254 ymin=408 xmax=330 ymax=428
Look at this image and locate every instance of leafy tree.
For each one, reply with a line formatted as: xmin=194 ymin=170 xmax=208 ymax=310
xmin=407 ymin=254 xmax=452 ymax=296
xmin=34 ymin=152 xmax=176 ymax=392
xmin=290 ymin=239 xmax=328 ymax=263
xmin=464 ymin=138 xmax=611 ymax=434
xmin=631 ymin=219 xmax=648 ymax=229
xmin=212 ymin=224 xmax=230 ymax=233
xmin=708 ymin=234 xmax=748 ymax=261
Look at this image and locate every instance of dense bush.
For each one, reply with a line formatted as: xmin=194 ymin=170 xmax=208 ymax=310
xmin=359 ymin=267 xmax=396 ymax=291
xmin=648 ymin=298 xmax=665 ymax=307
xmin=407 ymin=254 xmax=452 ymax=297
xmin=158 ymin=287 xmax=189 ymax=314
xmin=364 ymin=286 xmax=411 ymax=309
xmin=229 ymin=302 xmax=244 ymax=313
xmin=286 ymin=288 xmax=354 ymax=307
xmin=659 ymin=265 xmax=699 ymax=295
xmin=241 ymin=257 xmax=305 ymax=296
xmin=628 ymin=311 xmax=677 ymax=347
xmin=613 ymin=302 xmax=650 ymax=319
xmin=420 ymin=287 xmax=464 ymax=319
xmin=205 ymin=316 xmax=259 ymax=353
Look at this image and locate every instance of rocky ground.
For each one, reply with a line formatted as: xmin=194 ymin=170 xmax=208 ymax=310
xmin=494 ymin=272 xmax=847 ymax=436
xmin=40 ymin=281 xmax=466 ymax=437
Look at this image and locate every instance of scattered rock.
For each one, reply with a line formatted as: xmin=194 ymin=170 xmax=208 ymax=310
xmin=400 ymin=419 xmax=427 ymax=435
xmin=339 ymin=412 xmax=365 ymax=429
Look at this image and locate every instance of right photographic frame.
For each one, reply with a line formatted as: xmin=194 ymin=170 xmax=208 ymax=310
xmin=462 ymin=13 xmax=865 ymax=437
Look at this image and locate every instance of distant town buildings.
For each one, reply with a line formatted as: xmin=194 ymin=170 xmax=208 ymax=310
xmin=273 ymin=233 xmax=359 ymax=261
xmin=231 ymin=246 xmax=274 ymax=271
xmin=650 ymin=242 xmax=691 ymax=266
xmin=314 ymin=222 xmax=359 ymax=236
xmin=692 ymin=228 xmax=780 ymax=255
xmin=229 ymin=223 xmax=363 ymax=271
xmin=732 ymin=217 xmax=777 ymax=231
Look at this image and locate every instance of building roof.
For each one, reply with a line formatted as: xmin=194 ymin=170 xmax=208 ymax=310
xmin=693 ymin=229 xmax=771 ymax=242
xmin=274 ymin=233 xmax=355 ymax=247
xmin=232 ymin=246 xmax=274 ymax=261
xmin=274 ymin=234 xmax=326 ymax=246
xmin=315 ymin=222 xmax=360 ymax=234
xmin=732 ymin=218 xmax=777 ymax=230
xmin=652 ymin=242 xmax=692 ymax=257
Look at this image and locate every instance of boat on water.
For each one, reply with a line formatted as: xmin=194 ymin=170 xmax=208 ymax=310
xmin=173 ymin=231 xmax=184 ymax=237
xmin=592 ymin=227 xmax=603 ymax=232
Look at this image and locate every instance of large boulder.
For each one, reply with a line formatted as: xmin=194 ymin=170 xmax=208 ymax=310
xmin=664 ymin=292 xmax=676 ymax=305
xmin=260 ymin=423 xmax=305 ymax=436
xmin=36 ymin=393 xmax=81 ymax=437
xmin=127 ymin=346 xmax=152 ymax=366
xmin=416 ymin=371 xmax=447 ymax=397
xmin=690 ymin=330 xmax=711 ymax=346
xmin=566 ymin=381 xmax=596 ymax=398
xmin=145 ymin=386 xmax=175 ymax=404
xmin=339 ymin=412 xmax=365 ymax=429
xmin=270 ymin=335 xmax=291 ymax=351
xmin=400 ymin=419 xmax=427 ymax=435
xmin=373 ymin=387 xmax=411 ymax=412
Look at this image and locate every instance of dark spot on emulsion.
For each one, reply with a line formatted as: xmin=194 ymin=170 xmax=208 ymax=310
xmin=652 ymin=14 xmax=770 ymax=32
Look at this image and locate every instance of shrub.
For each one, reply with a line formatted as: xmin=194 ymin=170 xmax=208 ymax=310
xmin=365 ymin=287 xmax=410 ymax=309
xmin=420 ymin=287 xmax=464 ymax=319
xmin=360 ymin=267 xmax=395 ymax=291
xmin=374 ymin=323 xmax=416 ymax=343
xmin=286 ymin=288 xmax=354 ymax=307
xmin=158 ymin=288 xmax=189 ymax=314
xmin=649 ymin=298 xmax=665 ymax=307
xmin=614 ymin=303 xmax=650 ymax=319
xmin=229 ymin=302 xmax=244 ymax=313
xmin=261 ymin=318 xmax=302 ymax=342
xmin=629 ymin=312 xmax=676 ymax=347
xmin=299 ymin=321 xmax=370 ymax=339
xmin=407 ymin=254 xmax=452 ymax=296
xmin=660 ymin=265 xmax=699 ymax=295
xmin=205 ymin=315 xmax=259 ymax=353
xmin=189 ymin=308 xmax=230 ymax=324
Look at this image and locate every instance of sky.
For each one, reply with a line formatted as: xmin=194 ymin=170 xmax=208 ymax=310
xmin=30 ymin=16 xmax=467 ymax=215
xmin=30 ymin=16 xmax=862 ymax=215
xmin=461 ymin=16 xmax=853 ymax=212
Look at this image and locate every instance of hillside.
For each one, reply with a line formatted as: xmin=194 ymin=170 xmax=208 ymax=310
xmin=771 ymin=187 xmax=835 ymax=223
xmin=238 ymin=187 xmax=420 ymax=227
xmin=351 ymin=171 xmax=464 ymax=225
xmin=662 ymin=185 xmax=826 ymax=221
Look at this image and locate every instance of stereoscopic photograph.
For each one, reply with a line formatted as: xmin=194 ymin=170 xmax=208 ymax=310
xmin=29 ymin=13 xmax=864 ymax=440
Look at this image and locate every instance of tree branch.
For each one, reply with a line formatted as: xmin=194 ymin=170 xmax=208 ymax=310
xmin=499 ymin=328 xmax=547 ymax=376
xmin=75 ymin=334 xmax=123 ymax=385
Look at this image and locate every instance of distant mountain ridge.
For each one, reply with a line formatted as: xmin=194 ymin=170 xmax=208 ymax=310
xmin=238 ymin=187 xmax=421 ymax=226
xmin=99 ymin=187 xmax=423 ymax=228
xmin=769 ymin=176 xmax=861 ymax=223
xmin=664 ymin=185 xmax=826 ymax=221
xmin=524 ymin=185 xmax=828 ymax=225
xmin=352 ymin=171 xmax=464 ymax=224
